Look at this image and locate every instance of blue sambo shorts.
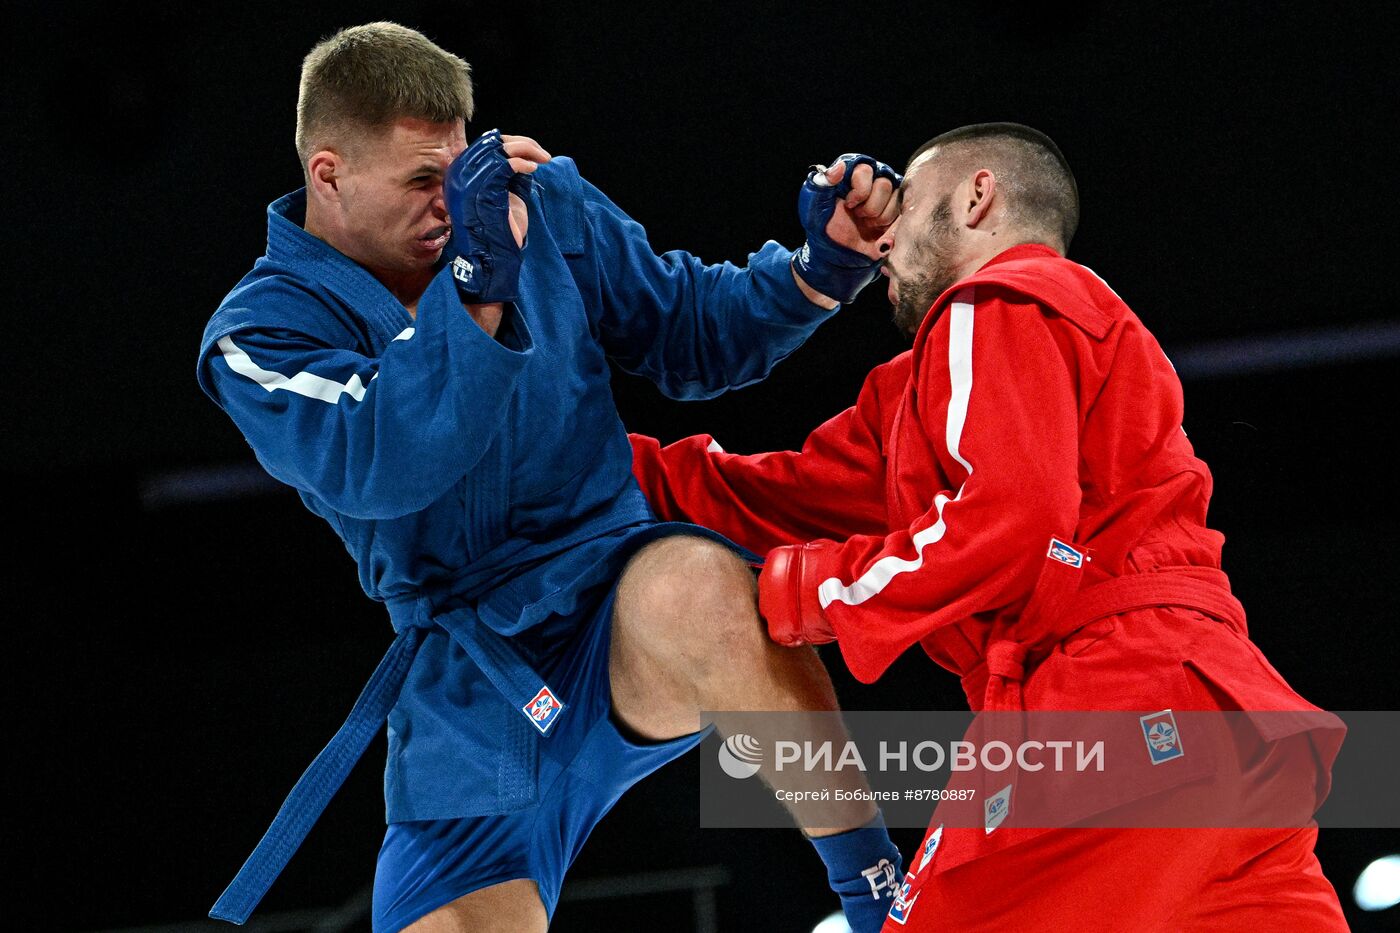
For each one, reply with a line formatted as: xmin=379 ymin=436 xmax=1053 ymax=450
xmin=371 ymin=557 xmax=715 ymax=932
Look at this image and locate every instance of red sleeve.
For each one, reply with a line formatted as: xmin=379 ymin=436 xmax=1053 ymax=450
xmin=760 ymin=287 xmax=1084 ymax=682
xmin=629 ymin=356 xmax=910 ymax=556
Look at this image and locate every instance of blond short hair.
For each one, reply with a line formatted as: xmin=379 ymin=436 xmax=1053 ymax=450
xmin=295 ymin=22 xmax=474 ymax=165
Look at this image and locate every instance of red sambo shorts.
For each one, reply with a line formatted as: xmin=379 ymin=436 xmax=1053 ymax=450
xmin=884 ymin=611 xmax=1348 ymax=932
xmin=884 ymin=823 xmax=1345 ymax=931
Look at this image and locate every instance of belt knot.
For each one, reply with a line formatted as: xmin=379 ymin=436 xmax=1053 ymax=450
xmin=985 ymin=639 xmax=1028 ymax=683
xmin=386 ymin=594 xmax=436 ymax=634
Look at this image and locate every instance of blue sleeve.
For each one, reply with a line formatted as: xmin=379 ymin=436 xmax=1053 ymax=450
xmin=200 ymin=274 xmax=532 ymax=520
xmin=568 ymin=175 xmax=839 ymax=400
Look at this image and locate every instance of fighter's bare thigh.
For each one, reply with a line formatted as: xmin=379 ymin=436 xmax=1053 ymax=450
xmin=608 ymin=535 xmax=758 ymax=740
xmin=401 ymin=878 xmax=546 ymax=933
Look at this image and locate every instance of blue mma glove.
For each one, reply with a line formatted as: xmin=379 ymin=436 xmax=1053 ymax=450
xmin=792 ymin=153 xmax=903 ymax=304
xmin=445 ymin=129 xmax=533 ymax=303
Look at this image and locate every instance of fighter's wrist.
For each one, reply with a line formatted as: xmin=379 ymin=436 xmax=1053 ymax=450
xmin=791 ymin=261 xmax=839 ymax=309
xmin=791 ymin=244 xmax=880 ymax=305
xmin=464 ymin=301 xmax=505 ymax=338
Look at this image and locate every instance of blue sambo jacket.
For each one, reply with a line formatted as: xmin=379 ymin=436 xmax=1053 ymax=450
xmin=196 ymin=156 xmax=833 ymax=878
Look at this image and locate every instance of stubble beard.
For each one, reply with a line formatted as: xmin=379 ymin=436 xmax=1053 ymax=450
xmin=892 ymin=195 xmax=960 ymax=337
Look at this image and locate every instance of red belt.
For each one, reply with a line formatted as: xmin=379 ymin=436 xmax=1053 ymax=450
xmin=977 ymin=552 xmax=1245 ymax=712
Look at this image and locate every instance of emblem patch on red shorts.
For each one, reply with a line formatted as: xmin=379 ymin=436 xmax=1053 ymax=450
xmin=985 ymin=783 xmax=1013 ymax=834
xmin=887 ymin=872 xmax=920 ymax=925
xmin=1140 ymin=709 xmax=1184 ymax=764
xmin=1047 ymin=537 xmax=1085 ymax=568
xmin=522 ymin=686 xmax=565 ymax=735
xmin=917 ymin=824 xmax=944 ymax=873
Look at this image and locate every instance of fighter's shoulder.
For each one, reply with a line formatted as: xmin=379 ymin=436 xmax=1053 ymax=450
xmin=201 ymin=265 xmax=357 ymax=361
xmin=529 ymin=156 xmax=589 ymax=255
xmin=961 ymin=254 xmax=1130 ymax=341
xmin=854 ymin=351 xmax=915 ymax=423
xmin=867 ymin=350 xmax=914 ymax=388
xmin=531 ymin=154 xmax=583 ymax=188
xmin=533 ymin=155 xmax=621 ymax=201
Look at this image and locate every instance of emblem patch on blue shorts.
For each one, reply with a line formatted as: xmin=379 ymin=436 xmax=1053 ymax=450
xmin=522 ymin=686 xmax=565 ymax=735
xmin=887 ymin=872 xmax=920 ymax=925
xmin=1047 ymin=537 xmax=1084 ymax=568
xmin=1140 ymin=709 xmax=1184 ymax=764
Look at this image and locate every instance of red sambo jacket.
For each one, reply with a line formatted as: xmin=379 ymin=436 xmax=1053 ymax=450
xmin=631 ymin=244 xmax=1335 ymax=725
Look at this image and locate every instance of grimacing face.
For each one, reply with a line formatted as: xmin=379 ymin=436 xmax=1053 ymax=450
xmin=881 ymin=153 xmax=964 ymax=335
xmin=331 ymin=117 xmax=467 ymax=276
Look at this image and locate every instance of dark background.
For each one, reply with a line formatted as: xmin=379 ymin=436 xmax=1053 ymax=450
xmin=7 ymin=1 xmax=1398 ymax=930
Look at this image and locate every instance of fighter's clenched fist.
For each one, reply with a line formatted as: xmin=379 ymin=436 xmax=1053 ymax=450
xmin=444 ymin=129 xmax=552 ymax=303
xmin=821 ymin=156 xmax=903 ymax=256
xmin=792 ymin=153 xmax=903 ymax=304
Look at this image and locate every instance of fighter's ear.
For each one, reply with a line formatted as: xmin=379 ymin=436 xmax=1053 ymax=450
xmin=965 ymin=169 xmax=997 ymax=229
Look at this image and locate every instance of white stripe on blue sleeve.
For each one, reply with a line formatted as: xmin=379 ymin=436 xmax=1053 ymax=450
xmin=217 ymin=336 xmax=375 ymax=405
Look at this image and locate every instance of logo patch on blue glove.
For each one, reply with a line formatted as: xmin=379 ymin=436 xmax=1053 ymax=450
xmin=451 ymin=256 xmax=475 ymax=287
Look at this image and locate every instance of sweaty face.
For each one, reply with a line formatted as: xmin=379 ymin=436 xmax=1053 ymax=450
xmin=883 ymin=157 xmax=963 ymax=335
xmin=333 ymin=117 xmax=467 ymax=277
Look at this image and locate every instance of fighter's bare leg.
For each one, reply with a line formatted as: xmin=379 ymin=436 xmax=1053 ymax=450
xmin=402 ymin=878 xmax=547 ymax=933
xmin=609 ymin=535 xmax=876 ymax=835
xmin=408 ymin=537 xmax=885 ymax=933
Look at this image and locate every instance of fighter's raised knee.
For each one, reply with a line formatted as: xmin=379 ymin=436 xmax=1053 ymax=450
xmin=615 ymin=535 xmax=757 ymax=637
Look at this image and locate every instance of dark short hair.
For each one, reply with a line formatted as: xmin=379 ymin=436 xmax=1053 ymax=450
xmin=296 ymin=22 xmax=474 ymax=166
xmin=909 ymin=122 xmax=1079 ymax=249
